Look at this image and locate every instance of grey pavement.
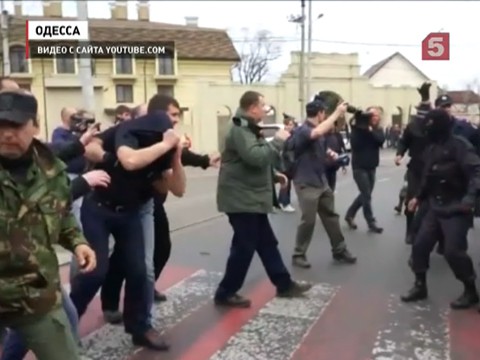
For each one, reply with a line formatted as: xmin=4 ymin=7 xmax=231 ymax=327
xmin=55 ymin=149 xmax=404 ymax=267
xmin=168 ymin=148 xmax=480 ymax=300
xmin=65 ymin=149 xmax=480 ymax=359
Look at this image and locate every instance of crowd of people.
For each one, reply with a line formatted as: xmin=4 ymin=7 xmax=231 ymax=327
xmin=0 ymin=76 xmax=479 ymax=359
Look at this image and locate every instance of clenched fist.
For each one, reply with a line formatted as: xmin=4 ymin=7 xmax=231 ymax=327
xmin=74 ymin=244 xmax=96 ymax=273
xmin=82 ymin=170 xmax=110 ymax=188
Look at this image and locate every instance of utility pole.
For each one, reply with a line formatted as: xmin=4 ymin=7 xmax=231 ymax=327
xmin=1 ymin=0 xmax=10 ymax=76
xmin=299 ymin=0 xmax=306 ymax=118
xmin=306 ymin=0 xmax=312 ymax=101
xmin=76 ymin=0 xmax=95 ymax=113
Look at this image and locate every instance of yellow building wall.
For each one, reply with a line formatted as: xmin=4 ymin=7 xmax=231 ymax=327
xmin=23 ymin=58 xmax=234 ymax=142
xmin=15 ymin=51 xmax=438 ymax=154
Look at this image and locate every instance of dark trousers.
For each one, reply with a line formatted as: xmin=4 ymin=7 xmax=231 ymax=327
xmin=101 ymin=198 xmax=172 ymax=312
xmin=325 ymin=168 xmax=337 ymax=192
xmin=346 ymin=168 xmax=376 ymax=225
xmin=278 ymin=179 xmax=292 ymax=207
xmin=70 ymin=195 xmax=149 ymax=335
xmin=404 ymin=169 xmax=423 ymax=237
xmin=411 ymin=209 xmax=475 ymax=282
xmin=153 ymin=199 xmax=172 ymax=280
xmin=272 ymin=182 xmax=280 ymax=208
xmin=215 ymin=213 xmax=292 ymax=299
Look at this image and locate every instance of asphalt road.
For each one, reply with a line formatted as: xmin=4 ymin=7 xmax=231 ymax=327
xmin=53 ymin=149 xmax=480 ymax=360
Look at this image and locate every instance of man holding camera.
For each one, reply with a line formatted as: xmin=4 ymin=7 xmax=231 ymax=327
xmin=344 ymin=107 xmax=384 ymax=233
xmin=291 ymin=98 xmax=356 ymax=269
xmin=51 ymin=108 xmax=91 ymax=224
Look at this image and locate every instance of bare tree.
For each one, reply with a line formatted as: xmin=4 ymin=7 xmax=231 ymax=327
xmin=232 ymin=29 xmax=282 ymax=84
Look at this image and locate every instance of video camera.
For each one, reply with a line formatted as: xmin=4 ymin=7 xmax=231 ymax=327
xmin=313 ymin=91 xmax=372 ymax=128
xmin=69 ymin=111 xmax=99 ymax=134
xmin=346 ymin=105 xmax=373 ymax=129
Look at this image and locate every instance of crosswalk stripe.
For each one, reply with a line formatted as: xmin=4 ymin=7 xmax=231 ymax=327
xmin=79 ymin=270 xmax=222 ymax=360
xmin=449 ymin=308 xmax=480 ymax=359
xmin=292 ymin=285 xmax=387 ymax=360
xmin=208 ymin=283 xmax=338 ymax=360
xmin=372 ymin=294 xmax=450 ymax=359
xmin=7 ymin=264 xmax=480 ymax=360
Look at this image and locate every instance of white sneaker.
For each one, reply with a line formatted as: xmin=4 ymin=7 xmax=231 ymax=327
xmin=281 ymin=205 xmax=295 ymax=213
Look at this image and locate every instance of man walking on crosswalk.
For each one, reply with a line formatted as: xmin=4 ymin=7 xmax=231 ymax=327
xmin=214 ymin=91 xmax=312 ymax=308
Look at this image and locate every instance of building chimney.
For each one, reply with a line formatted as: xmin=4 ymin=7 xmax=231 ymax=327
xmin=42 ymin=0 xmax=62 ymax=18
xmin=185 ymin=16 xmax=198 ymax=27
xmin=109 ymin=0 xmax=128 ymax=20
xmin=13 ymin=1 xmax=22 ymax=16
xmin=137 ymin=0 xmax=149 ymax=21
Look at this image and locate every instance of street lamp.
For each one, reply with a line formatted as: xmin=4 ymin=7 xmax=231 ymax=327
xmin=306 ymin=6 xmax=324 ymax=101
xmin=288 ymin=0 xmax=306 ymax=118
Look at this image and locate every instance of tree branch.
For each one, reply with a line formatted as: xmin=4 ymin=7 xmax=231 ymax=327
xmin=232 ymin=29 xmax=281 ymax=84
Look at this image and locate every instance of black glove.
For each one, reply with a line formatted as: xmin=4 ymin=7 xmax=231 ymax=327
xmin=417 ymin=82 xmax=431 ymax=102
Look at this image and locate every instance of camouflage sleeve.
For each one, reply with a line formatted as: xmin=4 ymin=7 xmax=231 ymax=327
xmin=58 ymin=174 xmax=89 ymax=252
xmin=58 ymin=211 xmax=88 ymax=252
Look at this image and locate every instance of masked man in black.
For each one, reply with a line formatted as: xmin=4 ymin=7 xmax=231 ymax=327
xmin=401 ymin=109 xmax=480 ymax=309
xmin=394 ymin=82 xmax=432 ymax=244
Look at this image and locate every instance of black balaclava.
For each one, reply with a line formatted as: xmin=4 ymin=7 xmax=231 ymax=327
xmin=425 ymin=109 xmax=453 ymax=143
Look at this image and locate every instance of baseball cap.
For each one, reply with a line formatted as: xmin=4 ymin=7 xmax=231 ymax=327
xmin=0 ymin=91 xmax=38 ymax=125
xmin=434 ymin=94 xmax=453 ymax=108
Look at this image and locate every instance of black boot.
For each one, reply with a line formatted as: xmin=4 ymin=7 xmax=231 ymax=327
xmin=401 ymin=273 xmax=427 ymax=302
xmin=450 ymin=281 xmax=479 ymax=310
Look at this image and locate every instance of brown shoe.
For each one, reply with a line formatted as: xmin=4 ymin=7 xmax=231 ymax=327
xmin=132 ymin=328 xmax=170 ymax=351
xmin=214 ymin=294 xmax=251 ymax=308
xmin=277 ymin=281 xmax=312 ymax=298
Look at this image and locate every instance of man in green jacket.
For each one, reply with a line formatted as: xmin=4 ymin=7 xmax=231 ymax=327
xmin=215 ymin=90 xmax=312 ymax=308
xmin=0 ymin=89 xmax=96 ymax=360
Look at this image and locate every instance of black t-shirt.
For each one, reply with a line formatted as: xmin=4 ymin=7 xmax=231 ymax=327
xmin=93 ymin=112 xmax=174 ymax=207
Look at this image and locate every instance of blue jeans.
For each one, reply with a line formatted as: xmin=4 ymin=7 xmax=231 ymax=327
xmin=1 ymin=287 xmax=78 ymax=360
xmin=69 ymin=195 xmax=150 ymax=335
xmin=278 ymin=180 xmax=292 ymax=207
xmin=346 ymin=169 xmax=376 ymax=225
xmin=68 ymin=173 xmax=83 ymax=284
xmin=100 ymin=200 xmax=155 ymax=328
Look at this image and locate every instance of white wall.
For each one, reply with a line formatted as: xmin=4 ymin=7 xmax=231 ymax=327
xmin=369 ymin=55 xmax=427 ymax=88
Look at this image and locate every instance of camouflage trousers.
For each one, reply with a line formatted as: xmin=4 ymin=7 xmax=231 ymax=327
xmin=1 ymin=307 xmax=80 ymax=360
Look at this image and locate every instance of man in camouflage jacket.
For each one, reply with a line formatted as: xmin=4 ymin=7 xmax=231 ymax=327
xmin=0 ymin=89 xmax=96 ymax=360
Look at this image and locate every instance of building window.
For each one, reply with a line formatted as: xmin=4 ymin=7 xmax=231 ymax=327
xmin=19 ymin=84 xmax=31 ymax=91
xmin=9 ymin=45 xmax=28 ymax=73
xmin=55 ymin=54 xmax=76 ymax=74
xmin=115 ymin=84 xmax=133 ymax=103
xmin=157 ymin=85 xmax=174 ymax=97
xmin=157 ymin=49 xmax=174 ymax=75
xmin=115 ymin=55 xmax=133 ymax=74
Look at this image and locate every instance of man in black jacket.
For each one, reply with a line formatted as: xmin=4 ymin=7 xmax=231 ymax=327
xmin=98 ymin=96 xmax=220 ymax=321
xmin=345 ymin=107 xmax=385 ymax=233
xmin=395 ymin=83 xmax=435 ymax=244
